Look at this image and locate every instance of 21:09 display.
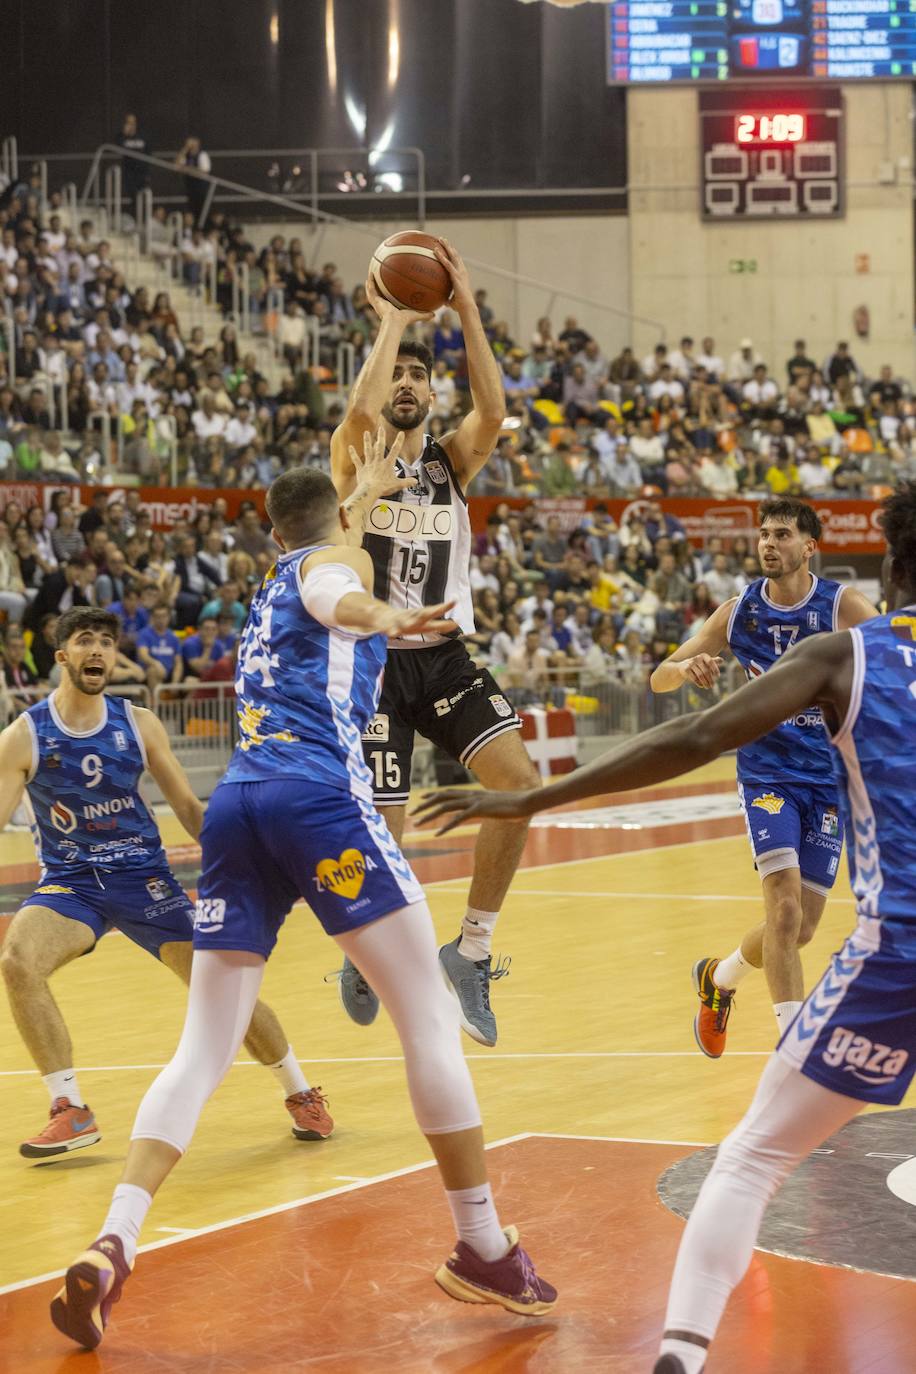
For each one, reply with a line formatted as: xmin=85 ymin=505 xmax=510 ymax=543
xmin=735 ymin=112 xmax=807 ymax=142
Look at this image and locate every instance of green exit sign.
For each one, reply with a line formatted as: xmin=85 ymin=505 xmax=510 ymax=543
xmin=729 ymin=258 xmax=758 ymax=274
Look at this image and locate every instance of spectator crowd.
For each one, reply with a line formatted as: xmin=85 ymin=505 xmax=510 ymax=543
xmin=0 ymin=148 xmax=892 ymax=716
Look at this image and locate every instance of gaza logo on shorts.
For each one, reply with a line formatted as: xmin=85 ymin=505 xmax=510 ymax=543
xmin=822 ymin=1027 xmax=910 ymax=1086
xmin=50 ymin=801 xmax=78 ymax=834
xmin=193 ymin=898 xmax=226 ymax=934
xmin=489 ymin=694 xmax=512 ymax=719
xmin=315 ymin=849 xmax=377 ymax=901
xmin=821 ymin=808 xmax=839 ymax=837
xmin=362 ymin=714 xmax=389 ymax=743
xmin=751 ymin=793 xmax=785 ymax=815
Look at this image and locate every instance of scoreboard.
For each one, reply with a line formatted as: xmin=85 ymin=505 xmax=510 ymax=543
xmin=609 ymin=0 xmax=916 ymax=83
xmin=699 ymin=87 xmax=844 ymax=219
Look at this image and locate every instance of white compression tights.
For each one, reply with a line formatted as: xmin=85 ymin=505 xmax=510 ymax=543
xmin=662 ymin=1054 xmax=862 ymax=1351
xmin=132 ymin=902 xmax=480 ymax=1154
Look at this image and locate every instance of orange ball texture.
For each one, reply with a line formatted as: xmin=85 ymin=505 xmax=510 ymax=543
xmin=370 ymin=231 xmax=452 ymax=313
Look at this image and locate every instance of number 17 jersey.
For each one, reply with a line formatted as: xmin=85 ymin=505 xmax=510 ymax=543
xmin=727 ymin=574 xmax=844 ymax=785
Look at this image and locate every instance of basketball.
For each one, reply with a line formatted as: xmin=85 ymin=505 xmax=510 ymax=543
xmin=370 ymin=231 xmax=452 ymax=313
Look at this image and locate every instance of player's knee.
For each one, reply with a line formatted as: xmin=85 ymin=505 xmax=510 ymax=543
xmin=796 ymin=916 xmax=818 ymax=947
xmin=0 ymin=941 xmax=32 ymax=988
xmin=767 ymin=896 xmax=802 ymax=943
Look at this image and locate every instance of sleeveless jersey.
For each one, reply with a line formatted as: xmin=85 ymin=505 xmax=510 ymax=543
xmin=221 ymin=546 xmax=386 ymax=801
xmin=362 ymin=436 xmax=473 ymax=648
xmin=830 ymin=613 xmax=916 ymax=947
xmin=23 ymin=693 xmax=164 ymax=875
xmin=727 ymin=574 xmax=844 ymax=784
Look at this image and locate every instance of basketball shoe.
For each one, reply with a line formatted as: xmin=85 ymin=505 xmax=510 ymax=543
xmin=439 ymin=935 xmax=510 ymax=1047
xmin=20 ymin=1097 xmax=101 ymax=1159
xmin=328 ymin=957 xmax=379 ymax=1025
xmin=50 ymin=1233 xmax=132 ymax=1349
xmin=435 ymin=1225 xmax=557 ymax=1315
xmin=692 ymin=957 xmax=734 ymax=1059
xmin=285 ymin=1088 xmax=334 ymax=1140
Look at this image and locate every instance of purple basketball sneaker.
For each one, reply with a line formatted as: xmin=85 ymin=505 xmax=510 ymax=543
xmin=435 ymin=1225 xmax=557 ymax=1315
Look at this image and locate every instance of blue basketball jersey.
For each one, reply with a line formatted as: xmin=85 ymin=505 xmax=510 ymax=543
xmin=727 ymin=575 xmax=844 ymax=784
xmin=221 ymin=547 xmax=387 ymax=802
xmin=830 ymin=613 xmax=916 ymax=947
xmin=23 ymin=693 xmax=164 ymax=875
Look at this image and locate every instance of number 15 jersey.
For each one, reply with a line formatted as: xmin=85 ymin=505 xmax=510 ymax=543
xmin=727 ymin=574 xmax=844 ymax=786
xmin=23 ymin=693 xmax=164 ymax=875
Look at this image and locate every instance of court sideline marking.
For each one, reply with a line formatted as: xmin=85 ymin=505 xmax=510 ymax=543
xmin=0 ymin=1131 xmax=708 ymax=1297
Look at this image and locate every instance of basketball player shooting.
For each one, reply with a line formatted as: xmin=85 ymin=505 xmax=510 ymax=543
xmin=330 ymin=237 xmax=540 ymax=1046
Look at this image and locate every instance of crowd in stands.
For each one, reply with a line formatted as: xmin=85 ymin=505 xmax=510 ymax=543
xmin=0 ymin=155 xmax=891 ymax=717
xmin=1 ymin=158 xmax=914 ymax=505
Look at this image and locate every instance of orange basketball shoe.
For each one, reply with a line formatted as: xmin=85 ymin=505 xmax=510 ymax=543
xmin=20 ymin=1097 xmax=101 ymax=1159
xmin=50 ymin=1234 xmax=132 ymax=1349
xmin=285 ymin=1088 xmax=334 ymax=1140
xmin=692 ymin=958 xmax=734 ymax=1059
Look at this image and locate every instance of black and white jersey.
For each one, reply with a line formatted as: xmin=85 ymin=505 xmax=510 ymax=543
xmin=363 ymin=437 xmax=473 ymax=649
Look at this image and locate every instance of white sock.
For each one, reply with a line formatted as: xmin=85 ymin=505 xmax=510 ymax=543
xmin=774 ymin=1001 xmax=803 ymax=1035
xmin=458 ymin=908 xmax=499 ymax=962
xmin=712 ymin=947 xmax=754 ymax=991
xmin=658 ymin=1337 xmax=707 ymax=1374
xmin=266 ymin=1046 xmax=310 ymax=1098
xmin=100 ymin=1183 xmax=153 ymax=1265
xmin=446 ymin=1182 xmax=509 ymax=1262
xmin=43 ymin=1069 xmax=84 ymax=1107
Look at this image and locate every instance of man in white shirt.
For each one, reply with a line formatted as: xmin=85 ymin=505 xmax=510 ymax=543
xmin=594 ymin=415 xmax=623 ymax=463
xmin=224 ymin=403 xmax=258 ymax=451
xmin=430 ymin=358 xmax=457 ymax=417
xmin=704 ymin=552 xmax=741 ymax=605
xmin=727 ymin=338 xmax=763 ymax=384
xmin=696 ymin=336 xmax=724 ymax=380
xmin=192 ymin=394 xmax=228 ymax=441
xmin=648 ymin=365 xmax=685 ymax=404
xmin=698 ymin=449 xmax=738 ymax=498
xmin=742 ymin=364 xmax=779 ymax=414
xmin=667 ymin=336 xmax=696 ymax=380
xmin=641 ymin=343 xmax=668 ymax=380
xmin=798 ymin=447 xmax=832 ymax=496
xmin=630 ymin=418 xmax=666 ymax=472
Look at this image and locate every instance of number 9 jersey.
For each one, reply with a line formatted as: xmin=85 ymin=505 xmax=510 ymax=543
xmin=22 ymin=694 xmax=165 ymax=874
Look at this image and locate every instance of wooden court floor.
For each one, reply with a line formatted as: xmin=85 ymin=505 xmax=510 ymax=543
xmin=0 ymin=759 xmax=913 ymax=1372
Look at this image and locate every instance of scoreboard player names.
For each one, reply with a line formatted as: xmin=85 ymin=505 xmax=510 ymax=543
xmin=609 ymin=0 xmax=916 ymax=83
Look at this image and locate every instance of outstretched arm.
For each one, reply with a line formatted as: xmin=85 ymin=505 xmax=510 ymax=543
xmin=413 ymin=630 xmax=854 ymax=832
xmin=435 ymin=240 xmax=505 ymax=486
xmin=649 ymin=597 xmax=736 ymax=692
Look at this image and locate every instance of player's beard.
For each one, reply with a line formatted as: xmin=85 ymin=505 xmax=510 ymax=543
xmin=382 ymin=397 xmax=428 ymax=432
xmin=66 ymin=661 xmax=109 ymax=694
xmin=764 ymin=551 xmax=805 ymax=580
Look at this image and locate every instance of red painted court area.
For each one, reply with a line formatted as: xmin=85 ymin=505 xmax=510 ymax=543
xmin=2 ymin=1135 xmax=913 ymax=1374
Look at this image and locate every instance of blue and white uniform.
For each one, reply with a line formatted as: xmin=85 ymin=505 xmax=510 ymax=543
xmin=20 ymin=693 xmax=193 ymax=956
xmin=727 ymin=574 xmax=846 ymax=893
xmin=779 ymin=612 xmax=916 ymax=1103
xmin=194 ymin=546 xmax=424 ymax=958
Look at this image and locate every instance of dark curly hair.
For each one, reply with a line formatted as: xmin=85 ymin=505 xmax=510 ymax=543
xmin=55 ymin=607 xmax=119 ymax=649
xmin=880 ymin=483 xmax=916 ymax=583
xmin=759 ymin=498 xmax=822 ymax=542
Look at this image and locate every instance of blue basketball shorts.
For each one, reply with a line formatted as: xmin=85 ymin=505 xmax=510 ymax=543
xmin=738 ymin=777 xmax=844 ymax=893
xmin=193 ymin=780 xmax=425 ymax=959
xmin=778 ymin=921 xmax=916 ymax=1105
xmin=21 ymin=865 xmax=194 ymax=958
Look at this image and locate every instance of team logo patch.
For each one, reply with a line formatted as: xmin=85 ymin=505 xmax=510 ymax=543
xmin=45 ymin=752 xmax=61 ymax=770
xmin=362 ymin=714 xmax=389 ymax=742
xmin=807 ymin=611 xmax=819 ymax=630
xmin=489 ymin=693 xmax=513 ymax=719
xmin=316 ymin=849 xmax=377 ymax=901
xmin=822 ymin=1028 xmax=910 ymax=1087
xmin=751 ymin=793 xmax=785 ymax=815
xmin=35 ymin=884 xmax=74 ymax=895
xmin=50 ymin=801 xmax=78 ymax=834
xmin=424 ymin=460 xmax=447 ymax=484
xmin=891 ymin=614 xmax=916 ymax=642
xmin=145 ymin=877 xmax=171 ymax=902
xmin=194 ymin=898 xmax=226 ymax=934
xmin=113 ymin=730 xmax=128 ymax=751
xmin=821 ymin=808 xmax=839 ymax=837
